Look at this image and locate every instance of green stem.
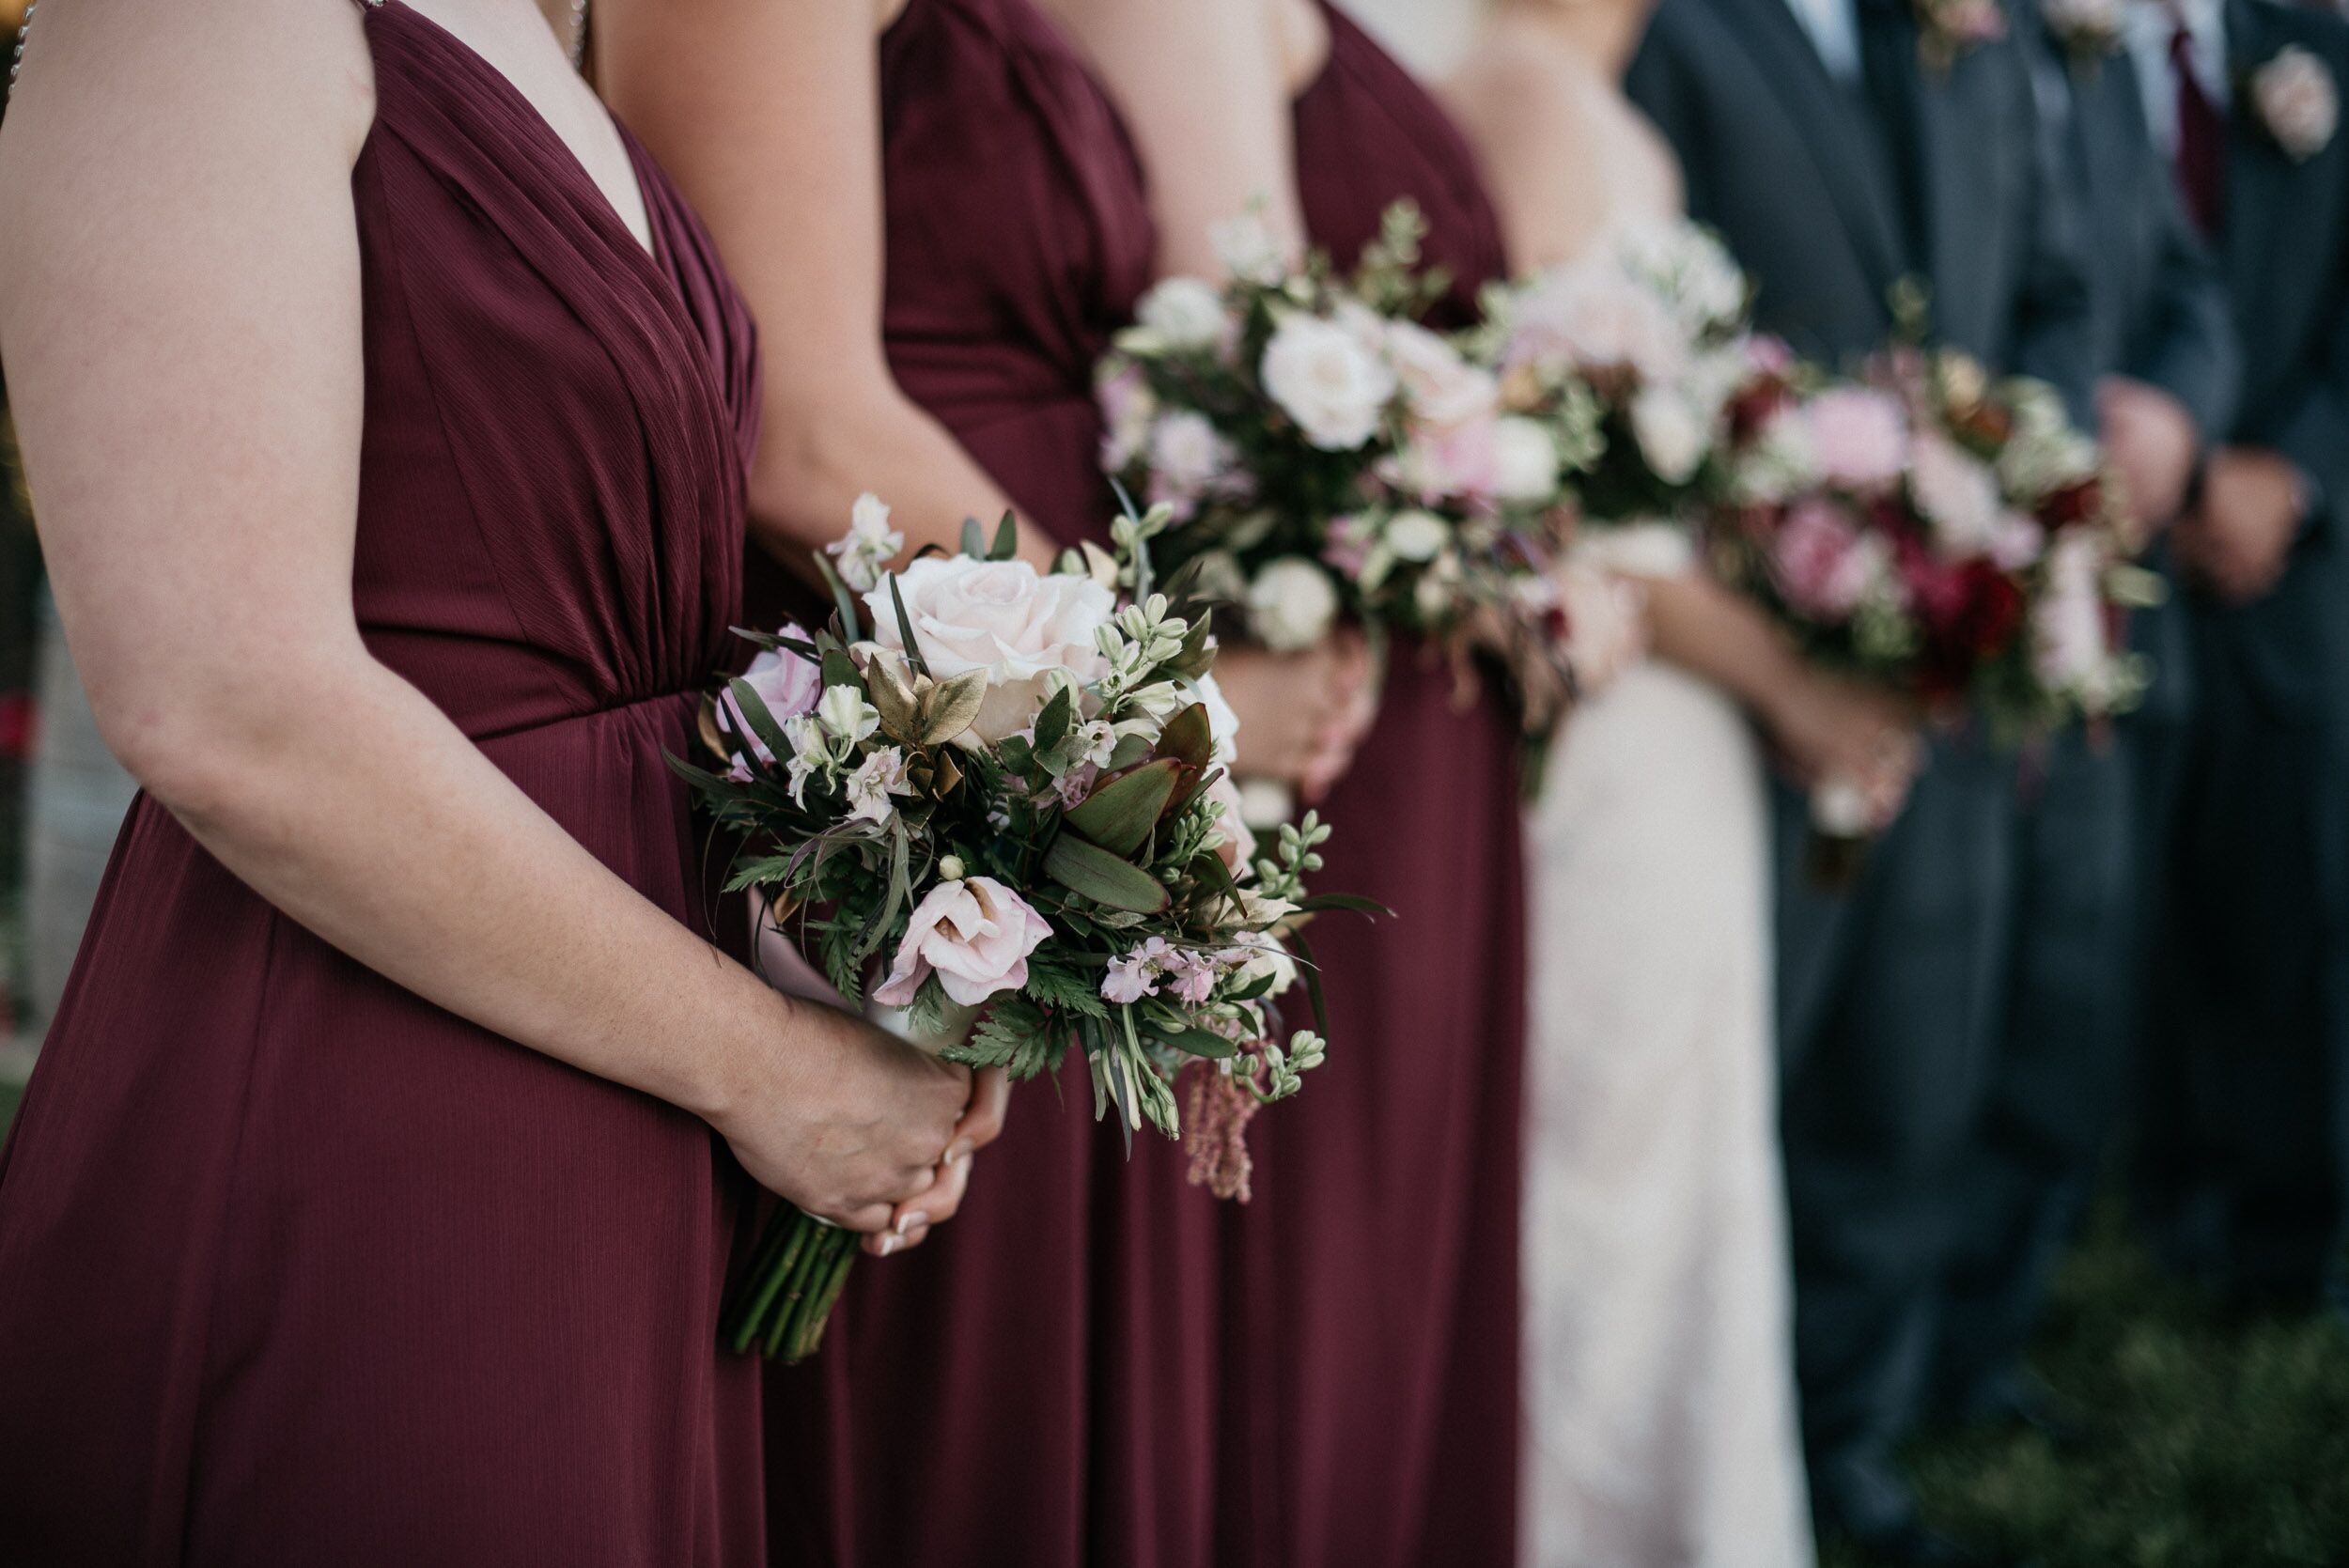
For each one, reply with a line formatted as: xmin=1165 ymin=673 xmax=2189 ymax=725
xmin=723 ymin=1208 xmax=813 ymax=1356
xmin=762 ymin=1221 xmax=838 ymax=1360
xmin=785 ymin=1231 xmax=861 ymax=1364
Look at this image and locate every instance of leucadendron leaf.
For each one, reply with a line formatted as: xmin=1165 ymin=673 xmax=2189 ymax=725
xmin=865 ymin=653 xmax=922 ymax=742
xmin=1064 ymin=758 xmax=1180 ymax=858
xmin=1150 ymin=702 xmax=1213 ymax=769
xmin=1044 ymin=834 xmax=1171 ymax=914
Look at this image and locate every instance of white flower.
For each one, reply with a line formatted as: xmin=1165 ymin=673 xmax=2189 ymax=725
xmin=1194 ymin=669 xmax=1243 ymax=768
xmin=864 ymin=555 xmax=1116 ymax=744
xmin=1147 ymin=411 xmax=1237 ymax=510
xmin=1245 ymin=556 xmax=1342 ymax=653
xmin=1097 ymin=364 xmax=1159 ymax=473
xmin=825 ymin=492 xmax=906 ymax=593
xmin=2032 ymin=531 xmax=2121 ymax=710
xmin=1210 ymin=211 xmax=1288 ymax=286
xmin=1383 ymin=509 xmax=1452 ymax=564
xmin=2255 ymin=45 xmax=2339 ymax=163
xmin=783 ymin=715 xmax=832 ymax=807
xmin=1629 ymin=386 xmax=1710 ymax=487
xmin=1504 ymin=262 xmax=1688 ymax=385
xmin=1136 ymin=275 xmax=1231 ymax=352
xmin=1726 ymin=406 xmax=1818 ymax=506
xmin=1909 ymin=432 xmax=2006 ymax=557
xmin=1491 ymin=416 xmax=1563 ymax=505
xmin=1615 ymin=219 xmax=1747 ymax=334
xmin=817 ymin=684 xmax=879 ymax=745
xmin=1261 ymin=312 xmax=1398 ymax=451
xmin=1385 ymin=318 xmax=1501 ymax=430
xmin=844 ymin=746 xmax=914 ymax=827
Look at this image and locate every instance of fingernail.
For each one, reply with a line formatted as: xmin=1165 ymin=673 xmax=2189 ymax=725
xmin=902 ymin=1224 xmax=929 ymax=1248
xmin=944 ymin=1139 xmax=973 ymax=1165
xmin=875 ymin=1233 xmax=901 ymax=1257
xmin=895 ymin=1210 xmax=929 ymax=1236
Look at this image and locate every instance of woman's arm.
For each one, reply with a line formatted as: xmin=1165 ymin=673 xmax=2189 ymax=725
xmin=1041 ymin=0 xmax=1306 ymax=276
xmin=595 ymin=0 xmax=1058 ymax=573
xmin=0 ymin=0 xmax=977 ymax=1239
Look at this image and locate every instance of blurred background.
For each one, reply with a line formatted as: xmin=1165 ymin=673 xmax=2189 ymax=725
xmin=1 ymin=3 xmax=2344 ymax=1562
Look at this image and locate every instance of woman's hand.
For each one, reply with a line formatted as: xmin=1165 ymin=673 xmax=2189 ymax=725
xmin=1216 ymin=630 xmax=1379 ymax=803
xmin=872 ymin=1064 xmax=1011 ymax=1256
xmin=1761 ymin=670 xmax=1922 ymax=831
xmin=713 ymin=997 xmax=975 ymax=1237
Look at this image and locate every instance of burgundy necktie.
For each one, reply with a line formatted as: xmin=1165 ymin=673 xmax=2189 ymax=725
xmin=2172 ymin=24 xmax=2227 ymax=238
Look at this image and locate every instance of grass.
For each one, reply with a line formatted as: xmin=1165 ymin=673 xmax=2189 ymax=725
xmin=1827 ymin=1206 xmax=2349 ymax=1567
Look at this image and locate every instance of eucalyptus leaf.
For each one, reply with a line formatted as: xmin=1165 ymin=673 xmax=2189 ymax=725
xmin=812 ymin=552 xmax=863 ymax=642
xmin=959 ymin=516 xmax=987 ymax=558
xmin=990 ymin=511 xmax=1019 ymax=561
xmin=1143 ymin=1022 xmax=1239 ymax=1060
xmin=1034 ymin=685 xmax=1075 ymax=755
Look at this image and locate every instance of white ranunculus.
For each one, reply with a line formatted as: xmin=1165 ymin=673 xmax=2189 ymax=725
xmin=1383 ymin=509 xmax=1452 ymax=564
xmin=1629 ymin=386 xmax=1710 ymax=487
xmin=1245 ymin=556 xmax=1342 ymax=653
xmin=863 ymin=556 xmax=1116 ymax=744
xmin=1136 ymin=275 xmax=1230 ymax=352
xmin=1491 ymin=416 xmax=1563 ymax=505
xmin=1261 ymin=312 xmax=1398 ymax=451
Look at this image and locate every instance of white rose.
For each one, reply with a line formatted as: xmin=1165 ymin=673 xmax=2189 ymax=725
xmin=1383 ymin=509 xmax=1452 ymax=564
xmin=1261 ymin=312 xmax=1398 ymax=451
xmin=863 ymin=556 xmax=1115 ymax=743
xmin=1491 ymin=416 xmax=1563 ymax=505
xmin=1629 ymin=386 xmax=1709 ymax=487
xmin=1245 ymin=556 xmax=1342 ymax=653
xmin=1136 ymin=275 xmax=1230 ymax=352
xmin=1384 ymin=318 xmax=1501 ymax=430
xmin=2255 ymin=45 xmax=2339 ymax=163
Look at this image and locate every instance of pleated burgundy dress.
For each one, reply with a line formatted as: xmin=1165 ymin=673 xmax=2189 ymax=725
xmin=1215 ymin=9 xmax=1530 ymax=1566
xmin=757 ymin=1 xmax=1222 ymax=1564
xmin=0 ymin=6 xmax=767 ymax=1562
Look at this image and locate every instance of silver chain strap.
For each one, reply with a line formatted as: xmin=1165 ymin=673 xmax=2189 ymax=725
xmin=9 ymin=1 xmax=39 ymax=89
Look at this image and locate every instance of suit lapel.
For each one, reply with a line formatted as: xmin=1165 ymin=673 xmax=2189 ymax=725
xmin=1711 ymin=0 xmax=1911 ymax=289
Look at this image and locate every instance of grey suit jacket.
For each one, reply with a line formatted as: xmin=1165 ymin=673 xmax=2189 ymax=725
xmin=1628 ymin=0 xmax=2095 ymax=412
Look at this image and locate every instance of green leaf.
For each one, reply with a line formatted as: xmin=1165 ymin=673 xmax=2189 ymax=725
xmin=1291 ymin=930 xmax=1332 ymax=1042
xmin=723 ymin=677 xmax=796 ymax=774
xmin=888 ymin=574 xmax=930 ymax=680
xmin=1143 ymin=1022 xmax=1239 ymax=1060
xmin=990 ymin=511 xmax=1020 ymax=561
xmin=1150 ymin=703 xmax=1213 ymax=769
xmin=820 ymin=647 xmax=863 ymax=694
xmin=1064 ymin=758 xmax=1180 ymax=857
xmin=1291 ymin=893 xmax=1392 ymax=918
xmin=865 ymin=655 xmax=921 ymax=743
xmin=1034 ymin=684 xmax=1075 ymax=755
xmin=1044 ymin=834 xmax=1172 ymax=914
xmin=812 ymin=551 xmax=863 ymax=642
xmin=1105 ymin=733 xmax=1156 ymax=773
xmin=1022 ymin=960 xmax=1111 ymax=1018
xmin=960 ymin=516 xmax=988 ymax=558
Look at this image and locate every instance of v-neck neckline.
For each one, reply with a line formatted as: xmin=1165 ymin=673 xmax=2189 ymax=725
xmin=373 ymin=0 xmax=660 ymax=266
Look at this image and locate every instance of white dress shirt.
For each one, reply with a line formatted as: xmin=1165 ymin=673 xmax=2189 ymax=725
xmin=1784 ymin=0 xmax=1865 ymax=85
xmin=2126 ymin=0 xmax=2231 ymax=157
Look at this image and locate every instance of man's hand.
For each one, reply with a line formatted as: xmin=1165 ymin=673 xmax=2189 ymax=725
xmin=2175 ymin=445 xmax=2308 ymax=606
xmin=2097 ymin=376 xmax=2200 ymax=549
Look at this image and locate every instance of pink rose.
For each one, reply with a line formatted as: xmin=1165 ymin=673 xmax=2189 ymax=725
xmin=872 ymin=876 xmax=1053 ymax=1009
xmin=1388 ymin=413 xmax=1501 ymax=503
xmin=1803 ymin=387 xmax=1910 ymax=493
xmin=723 ymin=627 xmax=823 ymax=779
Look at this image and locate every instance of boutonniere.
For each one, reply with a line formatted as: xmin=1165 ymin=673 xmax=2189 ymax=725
xmin=2248 ymin=44 xmax=2341 ymax=163
xmin=2041 ymin=0 xmax=2124 ymax=67
xmin=1914 ymin=0 xmax=2007 ymax=73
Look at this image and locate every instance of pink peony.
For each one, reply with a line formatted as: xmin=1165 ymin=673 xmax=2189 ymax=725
xmin=1772 ymin=498 xmax=1878 ymax=619
xmin=1803 ymin=387 xmax=1910 ymax=493
xmin=872 ymin=876 xmax=1053 ymax=1008
xmin=723 ymin=628 xmax=823 ymax=779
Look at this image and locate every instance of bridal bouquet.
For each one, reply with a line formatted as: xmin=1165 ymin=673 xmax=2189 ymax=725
xmin=1716 ymin=346 xmax=2151 ymax=749
xmin=1474 ymin=218 xmax=1772 ymax=562
xmin=1097 ymin=205 xmax=1584 ymax=736
xmin=672 ymin=499 xmax=1359 ymax=1362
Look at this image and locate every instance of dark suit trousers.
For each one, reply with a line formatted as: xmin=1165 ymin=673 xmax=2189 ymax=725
xmin=1774 ymin=737 xmax=2020 ymax=1469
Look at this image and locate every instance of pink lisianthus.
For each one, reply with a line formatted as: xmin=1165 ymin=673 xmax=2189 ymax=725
xmin=1321 ymin=513 xmax=1377 ymax=580
xmin=1803 ymin=387 xmax=1910 ymax=493
xmin=872 ymin=876 xmax=1052 ymax=1008
xmin=724 ymin=626 xmax=824 ymax=780
xmin=1388 ymin=413 xmax=1501 ymax=504
xmin=1097 ymin=361 xmax=1158 ymax=474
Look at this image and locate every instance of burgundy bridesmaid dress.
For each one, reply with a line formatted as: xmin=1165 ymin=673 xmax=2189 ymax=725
xmin=1216 ymin=8 xmax=1529 ymax=1566
xmin=0 ymin=6 xmax=767 ymax=1562
xmin=759 ymin=2 xmax=1221 ymax=1564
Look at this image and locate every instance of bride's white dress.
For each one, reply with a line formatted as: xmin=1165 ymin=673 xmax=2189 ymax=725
xmin=1487 ymin=48 xmax=1816 ymax=1568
